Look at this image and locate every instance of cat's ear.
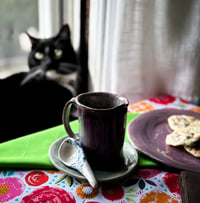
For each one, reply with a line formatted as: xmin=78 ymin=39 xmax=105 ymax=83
xmin=26 ymin=32 xmax=39 ymax=47
xmin=58 ymin=24 xmax=71 ymax=40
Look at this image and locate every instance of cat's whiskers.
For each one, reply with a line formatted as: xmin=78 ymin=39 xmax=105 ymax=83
xmin=20 ymin=67 xmax=43 ymax=85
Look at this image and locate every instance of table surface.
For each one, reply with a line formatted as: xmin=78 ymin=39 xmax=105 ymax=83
xmin=1 ymin=94 xmax=200 ymax=202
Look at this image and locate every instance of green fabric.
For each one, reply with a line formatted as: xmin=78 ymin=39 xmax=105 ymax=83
xmin=0 ymin=113 xmax=158 ymax=169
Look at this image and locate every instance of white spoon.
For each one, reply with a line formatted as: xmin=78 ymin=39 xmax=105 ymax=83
xmin=58 ymin=137 xmax=98 ymax=188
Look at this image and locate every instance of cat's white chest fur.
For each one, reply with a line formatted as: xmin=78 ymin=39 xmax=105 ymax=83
xmin=46 ymin=70 xmax=77 ymax=96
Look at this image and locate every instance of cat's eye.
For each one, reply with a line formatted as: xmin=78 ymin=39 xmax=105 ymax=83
xmin=34 ymin=52 xmax=44 ymax=60
xmin=54 ymin=49 xmax=63 ymax=58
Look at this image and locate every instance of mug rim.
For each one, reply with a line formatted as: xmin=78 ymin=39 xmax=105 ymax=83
xmin=75 ymin=91 xmax=129 ymax=111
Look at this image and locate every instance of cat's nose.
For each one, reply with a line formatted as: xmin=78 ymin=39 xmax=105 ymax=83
xmin=41 ymin=57 xmax=52 ymax=71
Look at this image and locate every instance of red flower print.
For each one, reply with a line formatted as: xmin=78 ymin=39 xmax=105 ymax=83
xmin=163 ymin=173 xmax=180 ymax=195
xmin=86 ymin=202 xmax=101 ymax=203
xmin=102 ymin=185 xmax=124 ymax=201
xmin=21 ymin=186 xmax=75 ymax=203
xmin=76 ymin=184 xmax=98 ymax=199
xmin=25 ymin=171 xmax=49 ymax=186
xmin=136 ymin=169 xmax=162 ymax=179
xmin=149 ymin=95 xmax=176 ymax=105
xmin=0 ymin=177 xmax=25 ymax=202
xmin=180 ymin=98 xmax=190 ymax=104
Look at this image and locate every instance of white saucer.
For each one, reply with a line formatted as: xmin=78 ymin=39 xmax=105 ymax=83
xmin=48 ymin=136 xmax=138 ymax=183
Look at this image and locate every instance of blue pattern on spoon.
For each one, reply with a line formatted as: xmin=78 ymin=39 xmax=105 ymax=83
xmin=58 ymin=137 xmax=97 ymax=188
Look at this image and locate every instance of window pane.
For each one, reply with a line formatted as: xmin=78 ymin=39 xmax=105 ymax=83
xmin=0 ymin=0 xmax=38 ymax=77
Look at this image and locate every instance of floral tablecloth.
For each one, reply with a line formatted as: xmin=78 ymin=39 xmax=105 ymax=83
xmin=128 ymin=94 xmax=200 ymax=114
xmin=0 ymin=169 xmax=181 ymax=203
xmin=1 ymin=94 xmax=200 ymax=203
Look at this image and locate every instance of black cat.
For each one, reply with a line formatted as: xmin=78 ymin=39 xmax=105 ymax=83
xmin=0 ymin=24 xmax=79 ymax=143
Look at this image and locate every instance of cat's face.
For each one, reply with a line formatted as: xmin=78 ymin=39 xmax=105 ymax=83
xmin=22 ymin=25 xmax=78 ymax=95
xmin=27 ymin=24 xmax=77 ymax=71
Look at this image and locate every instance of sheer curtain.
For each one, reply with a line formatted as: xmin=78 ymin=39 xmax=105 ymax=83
xmin=88 ymin=0 xmax=200 ymax=104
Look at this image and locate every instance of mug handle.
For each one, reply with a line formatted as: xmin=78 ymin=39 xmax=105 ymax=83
xmin=62 ymin=97 xmax=79 ymax=140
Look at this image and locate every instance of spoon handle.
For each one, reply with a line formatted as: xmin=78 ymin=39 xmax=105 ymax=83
xmin=82 ymin=161 xmax=98 ymax=188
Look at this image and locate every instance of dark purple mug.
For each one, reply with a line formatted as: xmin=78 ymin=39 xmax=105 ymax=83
xmin=62 ymin=92 xmax=129 ymax=171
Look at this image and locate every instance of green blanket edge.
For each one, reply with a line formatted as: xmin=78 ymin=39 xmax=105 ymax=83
xmin=0 ymin=113 xmax=157 ymax=169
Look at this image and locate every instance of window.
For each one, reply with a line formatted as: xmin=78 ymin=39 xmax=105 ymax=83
xmin=0 ymin=0 xmax=80 ymax=78
xmin=0 ymin=0 xmax=38 ymax=77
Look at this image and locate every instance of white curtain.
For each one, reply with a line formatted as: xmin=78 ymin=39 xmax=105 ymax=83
xmin=88 ymin=0 xmax=200 ymax=104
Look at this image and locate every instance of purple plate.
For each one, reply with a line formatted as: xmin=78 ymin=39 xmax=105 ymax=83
xmin=128 ymin=109 xmax=200 ymax=172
